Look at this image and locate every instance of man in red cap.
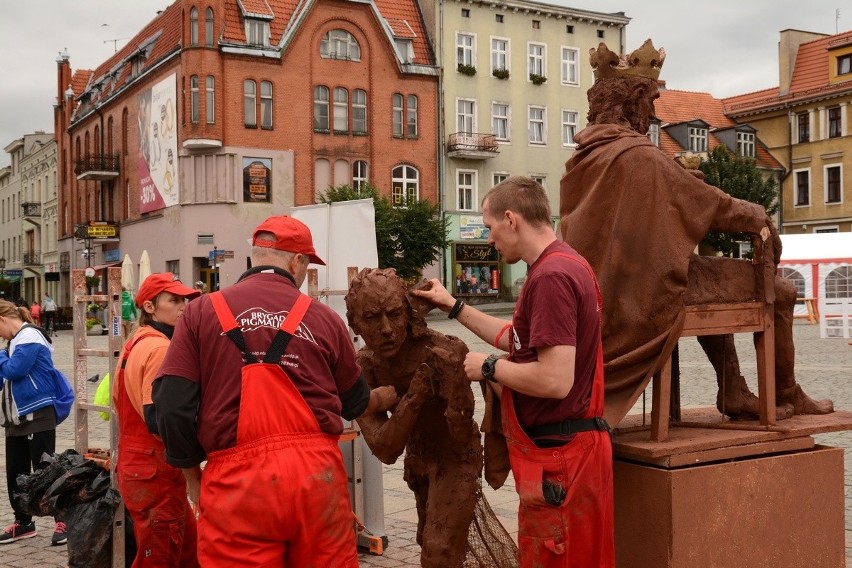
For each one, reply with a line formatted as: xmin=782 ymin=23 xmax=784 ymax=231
xmin=153 ymin=216 xmax=398 ymax=567
xmin=113 ymin=273 xmax=200 ymax=567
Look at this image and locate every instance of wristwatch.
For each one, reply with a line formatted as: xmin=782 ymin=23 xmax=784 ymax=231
xmin=481 ymin=354 xmax=499 ymax=383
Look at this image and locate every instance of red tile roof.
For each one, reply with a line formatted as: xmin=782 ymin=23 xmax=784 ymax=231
xmin=375 ymin=0 xmax=432 ymax=64
xmin=656 ymin=89 xmax=736 ymax=128
xmin=238 ymin=0 xmax=275 ymax=19
xmin=386 ymin=18 xmax=416 ymax=39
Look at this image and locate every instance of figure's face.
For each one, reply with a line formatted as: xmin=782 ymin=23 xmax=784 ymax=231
xmin=632 ymin=83 xmax=659 ymax=135
xmin=355 ymin=286 xmax=410 ymax=359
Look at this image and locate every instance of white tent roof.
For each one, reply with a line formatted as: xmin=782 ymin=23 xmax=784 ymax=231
xmin=780 ymin=233 xmax=852 ymax=262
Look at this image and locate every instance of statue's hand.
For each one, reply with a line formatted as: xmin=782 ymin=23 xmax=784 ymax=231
xmin=371 ymin=385 xmax=400 ymax=413
xmin=408 ymin=363 xmax=436 ymax=400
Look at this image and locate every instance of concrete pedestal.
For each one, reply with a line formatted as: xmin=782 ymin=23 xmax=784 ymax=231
xmin=614 ymin=445 xmax=845 ymax=568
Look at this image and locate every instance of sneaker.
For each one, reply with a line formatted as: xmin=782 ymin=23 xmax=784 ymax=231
xmin=51 ymin=521 xmax=67 ymax=546
xmin=0 ymin=521 xmax=37 ymax=544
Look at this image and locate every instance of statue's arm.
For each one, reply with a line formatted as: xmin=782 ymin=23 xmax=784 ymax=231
xmin=431 ymin=342 xmax=477 ymax=447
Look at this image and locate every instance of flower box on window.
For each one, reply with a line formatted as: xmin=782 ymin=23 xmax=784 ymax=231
xmin=492 ymin=68 xmax=510 ymax=80
xmin=457 ymin=64 xmax=477 ymax=76
xmin=529 ymin=73 xmax=547 ymax=85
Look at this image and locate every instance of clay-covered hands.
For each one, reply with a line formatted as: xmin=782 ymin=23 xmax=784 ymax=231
xmin=410 ymin=278 xmax=456 ymax=313
xmin=464 ymin=351 xmax=489 ymax=382
xmin=371 ymin=385 xmax=401 ymax=413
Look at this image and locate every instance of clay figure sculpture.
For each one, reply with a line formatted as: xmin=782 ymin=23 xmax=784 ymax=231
xmin=346 ymin=268 xmax=483 ymax=568
xmin=559 ymin=39 xmax=833 ymax=427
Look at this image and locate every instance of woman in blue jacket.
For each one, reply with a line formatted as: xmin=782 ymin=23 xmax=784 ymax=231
xmin=0 ymin=299 xmax=74 ymax=545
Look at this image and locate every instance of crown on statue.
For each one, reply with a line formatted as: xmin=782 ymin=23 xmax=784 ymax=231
xmin=589 ymin=39 xmax=665 ymax=80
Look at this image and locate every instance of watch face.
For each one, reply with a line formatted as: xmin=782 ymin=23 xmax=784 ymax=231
xmin=482 ymin=356 xmax=496 ymax=379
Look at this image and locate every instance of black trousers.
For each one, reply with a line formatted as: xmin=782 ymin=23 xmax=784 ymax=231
xmin=5 ymin=429 xmax=55 ymax=524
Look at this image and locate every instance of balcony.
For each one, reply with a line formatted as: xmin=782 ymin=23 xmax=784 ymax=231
xmin=447 ymin=132 xmax=499 ymax=160
xmin=21 ymin=202 xmax=41 ymax=217
xmin=22 ymin=251 xmax=41 ymax=266
xmin=75 ymin=154 xmax=120 ymax=181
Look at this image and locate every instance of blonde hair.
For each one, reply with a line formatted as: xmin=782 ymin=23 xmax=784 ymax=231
xmin=0 ymin=299 xmax=35 ymax=324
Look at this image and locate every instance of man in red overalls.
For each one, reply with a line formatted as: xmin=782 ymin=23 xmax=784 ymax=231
xmin=415 ymin=176 xmax=614 ymax=568
xmin=152 ymin=216 xmax=397 ymax=567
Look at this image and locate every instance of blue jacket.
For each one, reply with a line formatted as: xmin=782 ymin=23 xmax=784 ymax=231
xmin=0 ymin=325 xmax=74 ymax=424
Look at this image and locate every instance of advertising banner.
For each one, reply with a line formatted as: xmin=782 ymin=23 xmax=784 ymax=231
xmin=139 ymin=73 xmax=178 ymax=213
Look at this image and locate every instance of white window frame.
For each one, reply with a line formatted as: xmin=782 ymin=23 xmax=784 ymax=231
xmin=527 ymin=42 xmax=546 ymax=79
xmin=528 ymin=105 xmax=546 ymax=145
xmin=456 ymin=32 xmax=476 ymax=67
xmin=816 ymin=225 xmax=840 ymax=234
xmin=560 ymin=46 xmax=580 ymax=86
xmin=647 ymin=122 xmax=660 ymax=147
xmin=492 ymin=172 xmax=509 ymax=186
xmin=392 ymin=93 xmax=404 ymax=138
xmin=190 ymin=75 xmax=200 ymax=124
xmin=352 ymin=89 xmax=367 ymax=134
xmin=245 ymin=19 xmax=270 ymax=47
xmin=737 ymin=131 xmax=755 ymax=158
xmin=205 ymin=75 xmax=215 ymax=124
xmin=457 ymin=169 xmax=477 ymax=211
xmin=406 ymin=95 xmax=418 ymax=138
xmin=352 ymin=160 xmax=368 ymax=190
xmin=333 ymin=87 xmax=349 ymax=132
xmin=688 ymin=126 xmax=708 ymax=152
xmin=491 ymin=37 xmax=510 ymax=74
xmin=824 ymin=164 xmax=843 ymax=204
xmin=492 ymin=102 xmax=510 ymax=142
xmin=457 ymin=99 xmax=476 ymax=133
xmin=260 ymin=80 xmax=273 ymax=129
xmin=392 ymin=165 xmax=419 ymax=208
xmin=797 ymin=112 xmax=810 ymax=143
xmin=793 ymin=168 xmax=810 ymax=208
xmin=531 ymin=175 xmax=546 ymax=189
xmin=561 ymin=109 xmax=578 ymax=147
xmin=320 ymin=29 xmax=361 ymax=60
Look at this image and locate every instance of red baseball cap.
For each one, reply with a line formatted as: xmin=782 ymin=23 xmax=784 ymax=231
xmin=135 ymin=273 xmax=201 ymax=308
xmin=252 ymin=215 xmax=326 ymax=265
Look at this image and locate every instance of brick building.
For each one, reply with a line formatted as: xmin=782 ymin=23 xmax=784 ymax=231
xmin=55 ymin=0 xmax=437 ymax=296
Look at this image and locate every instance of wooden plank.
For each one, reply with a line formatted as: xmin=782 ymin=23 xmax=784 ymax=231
xmin=648 ymin=436 xmax=815 ymax=468
xmin=683 ymin=306 xmax=763 ymax=335
xmin=650 ymin=358 xmax=671 ymax=442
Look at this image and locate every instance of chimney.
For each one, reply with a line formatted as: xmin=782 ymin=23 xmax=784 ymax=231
xmin=778 ymin=29 xmax=828 ymax=95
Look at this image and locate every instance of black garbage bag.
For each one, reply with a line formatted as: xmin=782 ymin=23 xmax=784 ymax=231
xmin=66 ymin=487 xmax=121 ymax=568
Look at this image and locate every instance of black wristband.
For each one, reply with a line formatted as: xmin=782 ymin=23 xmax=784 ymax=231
xmin=448 ymin=298 xmax=466 ymax=319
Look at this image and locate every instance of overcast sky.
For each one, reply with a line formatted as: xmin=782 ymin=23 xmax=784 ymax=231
xmin=0 ymin=1 xmax=848 ymax=168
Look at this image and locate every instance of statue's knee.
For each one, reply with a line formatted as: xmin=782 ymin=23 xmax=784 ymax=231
xmin=774 ymin=276 xmax=796 ymax=307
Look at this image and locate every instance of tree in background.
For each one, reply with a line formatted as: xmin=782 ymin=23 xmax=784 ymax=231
xmin=317 ymin=184 xmax=449 ymax=281
xmin=699 ymin=145 xmax=779 ymax=258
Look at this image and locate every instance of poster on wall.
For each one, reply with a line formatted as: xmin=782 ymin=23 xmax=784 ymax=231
xmin=242 ymin=158 xmax=272 ymax=202
xmin=459 ymin=215 xmax=490 ymax=240
xmin=139 ymin=73 xmax=178 ymax=213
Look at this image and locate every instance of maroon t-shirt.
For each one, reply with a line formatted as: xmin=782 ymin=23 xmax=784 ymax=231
xmin=158 ymin=271 xmax=361 ymax=454
xmin=510 ymin=240 xmax=601 ymax=429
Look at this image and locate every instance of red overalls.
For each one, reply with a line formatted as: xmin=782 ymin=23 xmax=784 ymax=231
xmin=200 ymin=292 xmax=357 ymax=567
xmin=115 ymin=330 xmax=199 ymax=568
xmin=503 ymin=251 xmax=615 ymax=568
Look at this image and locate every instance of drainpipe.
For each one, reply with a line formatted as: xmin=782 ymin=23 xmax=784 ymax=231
xmin=437 ymin=0 xmax=448 ymax=287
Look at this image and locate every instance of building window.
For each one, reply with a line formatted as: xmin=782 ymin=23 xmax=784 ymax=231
xmin=566 ymin=25 xmax=574 ymax=34
xmin=529 ymin=106 xmax=545 ymax=144
xmin=532 ymin=20 xmax=540 ymax=29
xmin=561 ymin=109 xmax=578 ymax=146
xmin=353 ymin=160 xmax=368 ymax=190
xmin=205 ymin=76 xmax=215 ymax=124
xmin=245 ymin=19 xmax=270 ymax=47
xmin=457 ymin=99 xmax=475 ymax=133
xmin=561 ymin=47 xmax=579 ymax=85
xmin=353 ymin=89 xmax=367 ymax=134
xmin=392 ymin=165 xmax=419 ymax=207
xmin=244 ymin=80 xmax=257 ymax=127
xmin=531 ymin=175 xmax=546 ymax=188
xmin=190 ymin=8 xmax=199 ymax=46
xmin=407 ymin=95 xmax=418 ymax=138
xmin=457 ymin=33 xmax=475 ymax=67
xmin=528 ymin=43 xmax=545 ymax=78
xmin=392 ymin=93 xmax=404 ymax=138
xmin=828 ymin=107 xmax=841 ymax=138
xmin=794 ymin=169 xmax=810 ymax=206
xmin=597 ymin=30 xmax=605 ymax=39
xmin=797 ymin=112 xmax=810 ymax=143
xmin=461 ymin=8 xmax=470 ymax=17
xmin=493 ymin=172 xmax=509 ymax=186
xmin=647 ymin=122 xmax=660 ymax=147
xmin=320 ymin=29 xmax=361 ymax=60
xmin=688 ymin=126 xmax=708 ymax=152
xmin=260 ymin=81 xmax=273 ymax=129
xmin=838 ymin=54 xmax=852 ymax=75
xmin=166 ymin=260 xmax=179 ymax=279
xmin=333 ymin=87 xmax=349 ymax=133
xmin=492 ymin=103 xmax=509 ymax=141
xmin=457 ymin=170 xmax=476 ymax=211
xmin=491 ymin=38 xmax=509 ymax=74
xmin=313 ymin=85 xmax=329 ymax=131
xmin=736 ymin=131 xmax=754 ymax=158
xmin=825 ymin=165 xmax=842 ymax=203
xmin=190 ymin=75 xmax=200 ymax=124
xmin=205 ymin=8 xmax=214 ymax=46
xmin=496 ymin=14 xmax=504 ymax=23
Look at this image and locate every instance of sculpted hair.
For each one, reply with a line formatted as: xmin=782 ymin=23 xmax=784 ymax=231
xmin=484 ymin=176 xmax=551 ymax=226
xmin=0 ymin=299 xmax=34 ymax=324
xmin=345 ymin=268 xmax=428 ymax=340
xmin=587 ymin=76 xmax=657 ymax=132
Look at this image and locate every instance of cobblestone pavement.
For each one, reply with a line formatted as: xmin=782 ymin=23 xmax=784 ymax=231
xmin=0 ymin=316 xmax=850 ymax=566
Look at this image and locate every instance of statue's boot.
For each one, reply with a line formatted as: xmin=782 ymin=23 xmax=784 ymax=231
xmin=697 ymin=334 xmax=793 ymax=420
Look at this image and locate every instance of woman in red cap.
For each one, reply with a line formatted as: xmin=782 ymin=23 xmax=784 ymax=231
xmin=113 ymin=273 xmax=200 ymax=567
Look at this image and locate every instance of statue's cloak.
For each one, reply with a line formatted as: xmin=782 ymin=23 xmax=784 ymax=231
xmin=560 ymin=124 xmax=765 ymax=426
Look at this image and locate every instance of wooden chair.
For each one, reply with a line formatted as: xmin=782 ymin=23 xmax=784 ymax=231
xmin=651 ymin=237 xmax=776 ymax=441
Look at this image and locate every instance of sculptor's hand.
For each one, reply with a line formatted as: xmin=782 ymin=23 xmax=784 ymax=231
xmin=464 ymin=351 xmax=489 ymax=382
xmin=410 ymin=279 xmax=456 ymax=313
xmin=367 ymin=385 xmax=400 ymax=413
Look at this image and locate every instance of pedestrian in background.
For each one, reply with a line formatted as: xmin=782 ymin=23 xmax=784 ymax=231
xmin=30 ymin=302 xmax=41 ymax=327
xmin=121 ymin=286 xmax=138 ymax=339
xmin=0 ymin=299 xmax=75 ymax=546
xmin=42 ymin=294 xmax=57 ymax=336
xmin=114 ymin=273 xmax=200 ymax=567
